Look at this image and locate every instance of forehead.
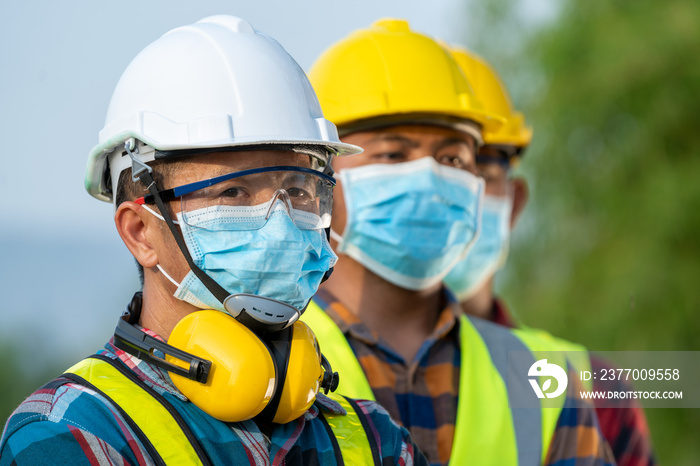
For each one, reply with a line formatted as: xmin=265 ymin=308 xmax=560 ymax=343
xmin=479 ymin=145 xmax=513 ymax=160
xmin=344 ymin=124 xmax=477 ymax=147
xmin=163 ymin=150 xmax=315 ymax=186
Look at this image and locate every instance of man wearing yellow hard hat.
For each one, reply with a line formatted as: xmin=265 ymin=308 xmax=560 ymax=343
xmin=0 ymin=16 xmax=428 ymax=465
xmin=444 ymin=48 xmax=656 ymax=466
xmin=302 ymin=19 xmax=615 ymax=466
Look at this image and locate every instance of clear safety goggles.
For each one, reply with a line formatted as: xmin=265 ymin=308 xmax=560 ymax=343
xmin=135 ymin=166 xmax=335 ymax=231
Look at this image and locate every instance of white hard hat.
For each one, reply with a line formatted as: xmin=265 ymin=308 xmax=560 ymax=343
xmin=85 ymin=15 xmax=360 ymax=202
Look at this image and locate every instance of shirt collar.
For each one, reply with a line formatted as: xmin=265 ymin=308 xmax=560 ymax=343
xmin=313 ymin=287 xmax=462 ymax=347
xmin=491 ymin=297 xmax=518 ymax=328
xmin=313 ymin=393 xmax=346 ymax=416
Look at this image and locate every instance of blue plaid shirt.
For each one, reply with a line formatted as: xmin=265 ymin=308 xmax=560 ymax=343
xmin=1 ymin=335 xmax=426 ymax=465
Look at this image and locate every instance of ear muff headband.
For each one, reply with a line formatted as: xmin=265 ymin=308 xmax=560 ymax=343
xmin=256 ymin=326 xmax=293 ymax=424
xmin=321 ymin=354 xmax=340 ymax=393
xmin=269 ymin=320 xmax=340 ymax=424
xmin=114 ymin=314 xmax=211 ymax=383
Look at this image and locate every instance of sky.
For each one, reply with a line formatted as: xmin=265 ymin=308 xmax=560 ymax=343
xmin=0 ymin=0 xmax=482 ymax=236
xmin=0 ymin=0 xmax=501 ymax=372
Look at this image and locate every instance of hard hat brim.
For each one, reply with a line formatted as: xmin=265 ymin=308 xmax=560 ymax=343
xmin=85 ymin=134 xmax=362 ymax=203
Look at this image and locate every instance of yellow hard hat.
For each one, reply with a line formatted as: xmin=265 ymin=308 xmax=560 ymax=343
xmin=308 ymin=19 xmax=503 ymax=138
xmin=450 ymin=48 xmax=533 ymax=150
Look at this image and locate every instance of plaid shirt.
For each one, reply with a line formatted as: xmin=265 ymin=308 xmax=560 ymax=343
xmin=312 ymin=288 xmax=616 ymax=466
xmin=1 ymin=332 xmax=427 ymax=466
xmin=492 ymin=299 xmax=655 ymax=466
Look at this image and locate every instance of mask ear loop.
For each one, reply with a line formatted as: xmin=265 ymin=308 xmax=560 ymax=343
xmin=321 ymin=230 xmax=335 ymax=283
xmin=128 ymin=141 xmax=331 ymax=331
xmin=328 ymin=229 xmax=343 ymax=244
xmin=126 ymin=141 xmax=232 ymax=308
xmin=139 ymin=206 xmax=186 ymax=289
xmin=321 ymin=157 xmax=336 ymax=283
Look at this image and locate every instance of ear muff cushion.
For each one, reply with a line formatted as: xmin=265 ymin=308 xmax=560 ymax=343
xmin=167 ymin=310 xmax=276 ymax=422
xmin=272 ymin=321 xmax=324 ymax=424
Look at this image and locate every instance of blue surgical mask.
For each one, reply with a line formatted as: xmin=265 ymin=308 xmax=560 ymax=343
xmin=444 ymin=194 xmax=511 ymax=300
xmin=332 ymin=157 xmax=484 ymax=290
xmin=151 ymin=199 xmax=337 ymax=314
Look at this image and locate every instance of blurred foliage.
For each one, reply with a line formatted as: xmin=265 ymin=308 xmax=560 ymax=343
xmin=0 ymin=339 xmax=56 ymax=426
xmin=462 ymin=0 xmax=700 ymax=464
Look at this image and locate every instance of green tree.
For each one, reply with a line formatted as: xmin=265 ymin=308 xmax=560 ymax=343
xmin=0 ymin=341 xmax=56 ymax=425
xmin=461 ymin=0 xmax=700 ymax=463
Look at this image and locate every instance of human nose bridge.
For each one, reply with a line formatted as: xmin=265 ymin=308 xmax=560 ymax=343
xmin=405 ymin=145 xmax=431 ymax=162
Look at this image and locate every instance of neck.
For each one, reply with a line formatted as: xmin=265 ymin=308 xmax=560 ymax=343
xmin=320 ymin=254 xmax=443 ymax=362
xmin=140 ymin=269 xmax=197 ymax=340
xmin=459 ymin=279 xmax=496 ymax=320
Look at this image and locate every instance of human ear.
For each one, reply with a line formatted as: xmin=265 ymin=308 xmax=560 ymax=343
xmin=114 ymin=202 xmax=159 ymax=269
xmin=509 ymin=177 xmax=529 ymax=229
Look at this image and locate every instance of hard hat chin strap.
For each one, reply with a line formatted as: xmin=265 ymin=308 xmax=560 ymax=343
xmin=126 ymin=140 xmax=314 ymax=334
xmin=125 ymin=142 xmax=243 ymax=320
xmin=135 ymin=169 xmax=233 ymax=306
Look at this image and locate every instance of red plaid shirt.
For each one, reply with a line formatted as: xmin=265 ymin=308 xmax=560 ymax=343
xmin=492 ymin=298 xmax=656 ymax=466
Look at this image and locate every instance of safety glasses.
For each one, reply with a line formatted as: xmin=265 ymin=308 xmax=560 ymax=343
xmin=135 ymin=166 xmax=335 ymax=231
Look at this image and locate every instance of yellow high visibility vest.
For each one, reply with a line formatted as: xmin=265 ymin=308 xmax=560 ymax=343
xmin=302 ymin=300 xmax=590 ymax=465
xmin=65 ymin=355 xmax=378 ymax=465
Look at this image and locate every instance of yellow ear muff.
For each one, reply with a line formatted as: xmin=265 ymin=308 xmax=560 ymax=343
xmin=272 ymin=320 xmax=324 ymax=424
xmin=166 ymin=310 xmax=276 ymax=422
xmin=165 ymin=311 xmax=329 ymax=424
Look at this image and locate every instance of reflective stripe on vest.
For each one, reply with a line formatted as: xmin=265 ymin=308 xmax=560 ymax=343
xmin=65 ymin=356 xmax=204 ymax=465
xmin=65 ymin=355 xmax=377 ymax=465
xmin=324 ymin=393 xmax=380 ymax=465
xmin=302 ymin=300 xmax=591 ymax=465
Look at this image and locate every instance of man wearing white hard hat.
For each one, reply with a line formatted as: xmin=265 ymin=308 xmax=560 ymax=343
xmin=0 ymin=16 xmax=427 ymax=465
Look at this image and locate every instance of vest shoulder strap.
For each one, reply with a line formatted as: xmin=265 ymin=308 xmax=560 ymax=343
xmin=452 ymin=315 xmax=520 ymax=465
xmin=511 ymin=324 xmax=593 ymax=456
xmin=515 ymin=325 xmax=592 ymax=384
xmin=64 ymin=355 xmax=207 ymax=466
xmin=302 ymin=300 xmax=375 ymax=400
xmin=323 ymin=393 xmax=381 ymax=465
